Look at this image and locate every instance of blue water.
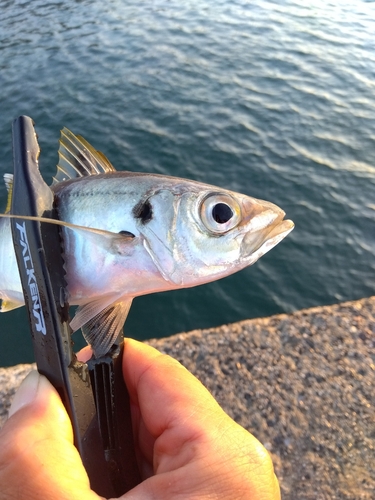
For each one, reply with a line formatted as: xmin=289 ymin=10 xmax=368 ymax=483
xmin=0 ymin=0 xmax=374 ymax=366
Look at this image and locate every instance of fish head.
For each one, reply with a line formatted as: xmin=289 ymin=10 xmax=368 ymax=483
xmin=139 ymin=184 xmax=294 ymax=287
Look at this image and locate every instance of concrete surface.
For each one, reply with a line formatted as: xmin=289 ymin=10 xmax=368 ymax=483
xmin=1 ymin=296 xmax=374 ymax=499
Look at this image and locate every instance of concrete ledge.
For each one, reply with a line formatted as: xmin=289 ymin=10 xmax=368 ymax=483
xmin=1 ymin=296 xmax=374 ymax=499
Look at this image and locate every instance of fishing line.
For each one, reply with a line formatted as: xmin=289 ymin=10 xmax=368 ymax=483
xmin=0 ymin=212 xmax=117 ymax=238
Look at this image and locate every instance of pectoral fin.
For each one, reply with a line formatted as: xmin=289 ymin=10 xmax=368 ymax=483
xmin=0 ymin=213 xmax=138 ymax=256
xmin=71 ymin=297 xmax=133 ymax=358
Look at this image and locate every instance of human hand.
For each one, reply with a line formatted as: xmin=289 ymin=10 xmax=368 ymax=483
xmin=0 ymin=339 xmax=280 ymax=499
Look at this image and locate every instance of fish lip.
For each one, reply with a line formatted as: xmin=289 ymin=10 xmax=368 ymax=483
xmin=262 ymin=217 xmax=295 ymax=246
xmin=240 ymin=198 xmax=294 ymax=259
xmin=239 ymin=195 xmax=285 ymax=230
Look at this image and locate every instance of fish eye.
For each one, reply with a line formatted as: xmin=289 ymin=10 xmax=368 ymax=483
xmin=200 ymin=193 xmax=241 ymax=234
xmin=212 ymin=203 xmax=233 ymax=223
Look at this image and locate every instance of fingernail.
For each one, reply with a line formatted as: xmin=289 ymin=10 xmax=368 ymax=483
xmin=76 ymin=345 xmax=93 ymax=363
xmin=8 ymin=370 xmax=41 ymax=418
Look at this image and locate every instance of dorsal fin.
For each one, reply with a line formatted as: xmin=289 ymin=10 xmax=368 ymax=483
xmin=3 ymin=174 xmax=13 ymax=213
xmin=52 ymin=128 xmax=116 ymax=185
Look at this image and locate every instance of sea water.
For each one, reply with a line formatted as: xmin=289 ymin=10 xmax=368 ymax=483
xmin=0 ymin=0 xmax=374 ymax=365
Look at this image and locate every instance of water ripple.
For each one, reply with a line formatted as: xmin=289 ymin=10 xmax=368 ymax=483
xmin=1 ymin=0 xmax=375 ymax=364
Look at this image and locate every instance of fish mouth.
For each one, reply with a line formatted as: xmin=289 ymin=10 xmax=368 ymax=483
xmin=240 ymin=198 xmax=294 ymax=260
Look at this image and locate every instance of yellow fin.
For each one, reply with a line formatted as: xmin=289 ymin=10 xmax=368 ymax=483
xmin=52 ymin=128 xmax=116 ymax=185
xmin=76 ymin=135 xmax=116 ymax=173
xmin=0 ymin=298 xmax=23 ymax=312
xmin=4 ymin=174 xmax=13 ymax=214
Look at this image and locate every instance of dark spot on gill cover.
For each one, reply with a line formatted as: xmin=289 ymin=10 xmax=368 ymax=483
xmin=132 ymin=200 xmax=153 ymax=224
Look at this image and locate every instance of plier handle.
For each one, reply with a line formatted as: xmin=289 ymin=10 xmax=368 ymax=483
xmin=10 ymin=116 xmax=141 ymax=496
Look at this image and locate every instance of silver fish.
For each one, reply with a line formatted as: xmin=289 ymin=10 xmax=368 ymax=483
xmin=0 ymin=129 xmax=294 ymax=356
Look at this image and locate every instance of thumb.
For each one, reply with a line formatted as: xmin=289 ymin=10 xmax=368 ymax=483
xmin=0 ymin=371 xmax=98 ymax=500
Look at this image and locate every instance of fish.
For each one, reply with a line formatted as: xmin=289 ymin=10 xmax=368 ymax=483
xmin=0 ymin=128 xmax=294 ymax=357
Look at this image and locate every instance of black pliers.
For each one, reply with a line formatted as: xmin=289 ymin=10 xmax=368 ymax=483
xmin=10 ymin=116 xmax=141 ymax=496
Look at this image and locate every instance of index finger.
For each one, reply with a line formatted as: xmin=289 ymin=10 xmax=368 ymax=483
xmin=122 ymin=338 xmax=224 ymax=439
